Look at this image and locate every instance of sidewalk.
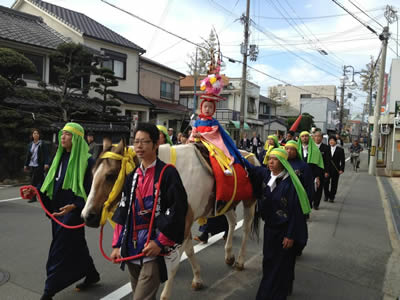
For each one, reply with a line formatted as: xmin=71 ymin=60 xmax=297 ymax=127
xmin=210 ymin=151 xmax=400 ymax=300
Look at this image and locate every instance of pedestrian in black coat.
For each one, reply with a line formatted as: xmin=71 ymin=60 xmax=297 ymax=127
xmin=24 ymin=128 xmax=50 ymax=203
xmin=324 ymin=136 xmax=345 ymax=202
xmin=312 ymin=131 xmax=330 ymax=209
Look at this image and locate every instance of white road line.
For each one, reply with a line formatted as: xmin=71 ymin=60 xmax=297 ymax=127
xmin=0 ymin=197 xmax=22 ymax=203
xmin=100 ymin=219 xmax=244 ymax=300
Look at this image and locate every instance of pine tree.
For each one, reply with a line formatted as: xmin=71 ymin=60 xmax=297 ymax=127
xmin=39 ymin=42 xmax=95 ymax=121
xmin=91 ymin=67 xmax=121 ymax=116
xmin=0 ymin=48 xmax=50 ymax=180
xmin=186 ymin=30 xmax=218 ymax=76
xmin=360 ymin=56 xmax=380 ymax=94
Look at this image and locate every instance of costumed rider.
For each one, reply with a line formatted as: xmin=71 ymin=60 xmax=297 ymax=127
xmin=110 ymin=122 xmax=188 ymax=299
xmin=189 ymin=48 xmax=250 ymax=174
xmin=248 ymin=148 xmax=310 ymax=299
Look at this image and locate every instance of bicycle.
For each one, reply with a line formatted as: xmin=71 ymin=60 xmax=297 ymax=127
xmin=350 ymin=152 xmax=360 ymax=172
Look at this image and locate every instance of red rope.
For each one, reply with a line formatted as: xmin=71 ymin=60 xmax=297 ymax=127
xmin=99 ymin=164 xmax=172 ymax=263
xmin=20 ymin=185 xmax=85 ymax=229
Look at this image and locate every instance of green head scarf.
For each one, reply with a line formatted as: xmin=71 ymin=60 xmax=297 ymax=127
xmin=263 ymin=135 xmax=281 ymax=165
xmin=41 ymin=122 xmax=90 ymax=200
xmin=297 ymin=131 xmax=324 ymax=169
xmin=270 ymin=148 xmax=311 ymax=215
xmin=285 ymin=140 xmax=302 ymax=160
xmin=156 ymin=125 xmax=173 ymax=145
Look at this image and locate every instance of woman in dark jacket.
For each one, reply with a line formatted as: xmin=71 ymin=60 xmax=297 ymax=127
xmin=24 ymin=128 xmax=50 ymax=203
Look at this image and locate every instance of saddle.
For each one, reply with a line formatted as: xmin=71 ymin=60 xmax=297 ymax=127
xmin=194 ymin=142 xmax=253 ymax=204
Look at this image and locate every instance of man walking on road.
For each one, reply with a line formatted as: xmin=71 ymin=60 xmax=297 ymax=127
xmin=324 ymin=136 xmax=345 ymax=202
xmin=312 ymin=130 xmax=330 ymax=210
xmin=298 ymin=131 xmax=325 ymax=209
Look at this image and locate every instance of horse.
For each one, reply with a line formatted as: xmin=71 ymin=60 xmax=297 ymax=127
xmin=81 ymin=140 xmax=260 ymax=300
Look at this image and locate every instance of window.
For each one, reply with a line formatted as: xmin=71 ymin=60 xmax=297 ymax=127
xmin=101 ymin=48 xmax=127 ymax=79
xmin=300 ymin=94 xmax=312 ymax=99
xmin=22 ymin=53 xmax=44 ymax=81
xmin=49 ymin=58 xmax=90 ymax=91
xmin=179 ymin=97 xmax=188 ymax=107
xmin=260 ymin=103 xmax=270 ymax=115
xmin=160 ymin=81 xmax=174 ymax=100
xmin=247 ymin=97 xmax=256 ymax=113
xmin=216 ymin=100 xmax=228 ymax=109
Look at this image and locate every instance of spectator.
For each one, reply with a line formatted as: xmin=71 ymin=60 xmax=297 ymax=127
xmin=168 ymin=128 xmax=177 ymax=144
xmin=86 ymin=132 xmax=99 ymax=160
xmin=177 ymin=132 xmax=183 ymax=144
xmin=24 ymin=128 xmax=50 ymax=203
xmin=240 ymin=133 xmax=251 ymax=151
xmin=180 ymin=132 xmax=189 ymax=144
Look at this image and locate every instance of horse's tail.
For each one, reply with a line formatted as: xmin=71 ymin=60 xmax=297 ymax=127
xmin=251 ymin=200 xmax=261 ymax=242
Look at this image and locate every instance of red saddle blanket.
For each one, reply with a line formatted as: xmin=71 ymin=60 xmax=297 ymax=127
xmin=209 ymin=155 xmax=253 ymax=202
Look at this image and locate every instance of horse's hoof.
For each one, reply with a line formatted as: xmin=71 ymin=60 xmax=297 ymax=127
xmin=225 ymin=255 xmax=235 ymax=266
xmin=234 ymin=262 xmax=244 ymax=271
xmin=191 ymin=281 xmax=204 ymax=290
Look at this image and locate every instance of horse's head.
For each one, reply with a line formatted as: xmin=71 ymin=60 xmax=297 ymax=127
xmin=82 ymin=139 xmax=137 ymax=227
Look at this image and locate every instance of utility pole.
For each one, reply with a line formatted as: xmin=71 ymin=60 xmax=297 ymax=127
xmin=192 ymin=47 xmax=198 ymax=116
xmin=369 ymin=26 xmax=389 ymax=175
xmin=237 ymin=0 xmax=250 ymax=147
xmin=339 ymin=66 xmax=346 ymax=134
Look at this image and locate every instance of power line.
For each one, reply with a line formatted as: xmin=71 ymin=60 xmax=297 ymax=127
xmin=282 ymin=0 xmax=345 ymax=65
xmin=262 ymin=0 xmax=342 ymax=74
xmin=331 ymin=0 xmax=379 ymax=36
xmin=255 ymin=7 xmax=384 ymax=20
xmin=99 ymin=0 xmax=344 ymax=98
xmin=347 ymin=0 xmax=384 ymax=28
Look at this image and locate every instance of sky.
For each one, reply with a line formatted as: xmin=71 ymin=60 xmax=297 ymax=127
xmin=2 ymin=0 xmax=400 ymax=115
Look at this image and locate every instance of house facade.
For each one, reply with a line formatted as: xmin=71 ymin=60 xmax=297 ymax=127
xmin=13 ymin=0 xmax=153 ymax=126
xmin=272 ymin=84 xmax=337 ymax=118
xmin=139 ymin=56 xmax=188 ymax=132
xmin=300 ymin=97 xmax=338 ymax=134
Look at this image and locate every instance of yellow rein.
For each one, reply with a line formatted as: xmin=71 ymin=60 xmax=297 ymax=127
xmin=99 ymin=147 xmax=136 ymax=227
xmin=99 ymin=145 xmax=176 ymax=227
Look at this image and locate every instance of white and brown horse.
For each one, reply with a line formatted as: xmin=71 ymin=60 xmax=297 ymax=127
xmin=81 ymin=141 xmax=260 ymax=300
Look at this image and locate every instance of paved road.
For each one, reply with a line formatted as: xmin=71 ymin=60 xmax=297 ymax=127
xmin=0 ymin=148 xmax=398 ymax=299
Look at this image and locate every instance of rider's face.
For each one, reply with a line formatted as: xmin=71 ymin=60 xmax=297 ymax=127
xmin=285 ymin=146 xmax=297 ymax=160
xmin=268 ymin=156 xmax=284 ymax=175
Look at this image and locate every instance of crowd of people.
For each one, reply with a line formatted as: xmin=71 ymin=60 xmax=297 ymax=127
xmin=21 ymin=119 xmax=353 ymax=300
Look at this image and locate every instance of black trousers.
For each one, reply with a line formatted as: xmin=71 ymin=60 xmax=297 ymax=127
xmin=324 ymin=173 xmax=339 ymax=199
xmin=30 ymin=166 xmax=44 ymax=187
xmin=312 ymin=177 xmax=324 ymax=208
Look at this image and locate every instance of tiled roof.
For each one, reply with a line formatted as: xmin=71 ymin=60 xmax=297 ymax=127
xmin=0 ymin=5 xmax=68 ymax=49
xmin=149 ymin=98 xmax=189 ymax=114
xmin=140 ymin=56 xmax=186 ymax=77
xmin=114 ymin=91 xmax=154 ymax=107
xmin=28 ymin=0 xmax=145 ymax=53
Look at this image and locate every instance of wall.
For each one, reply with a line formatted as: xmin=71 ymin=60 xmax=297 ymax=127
xmin=388 ymin=59 xmax=400 ymax=115
xmin=16 ymin=1 xmax=84 ymax=44
xmin=16 ymin=1 xmax=140 ymax=95
xmin=139 ymin=61 xmax=181 ymax=101
xmin=84 ymin=37 xmax=140 ymax=95
xmin=273 ymin=84 xmax=336 ymax=112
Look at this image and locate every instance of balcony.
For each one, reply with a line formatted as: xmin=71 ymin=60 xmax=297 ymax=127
xmin=215 ymin=109 xmax=239 ymax=121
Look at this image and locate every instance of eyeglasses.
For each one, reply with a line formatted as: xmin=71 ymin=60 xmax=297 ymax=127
xmin=133 ymin=139 xmax=152 ymax=145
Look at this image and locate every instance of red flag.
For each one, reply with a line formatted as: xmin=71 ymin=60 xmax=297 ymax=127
xmin=289 ymin=115 xmax=302 ymax=132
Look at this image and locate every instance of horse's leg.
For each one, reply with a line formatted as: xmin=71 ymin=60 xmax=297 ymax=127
xmin=234 ymin=200 xmax=256 ymax=271
xmin=160 ymin=236 xmax=203 ymax=300
xmin=224 ymin=209 xmax=237 ymax=266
